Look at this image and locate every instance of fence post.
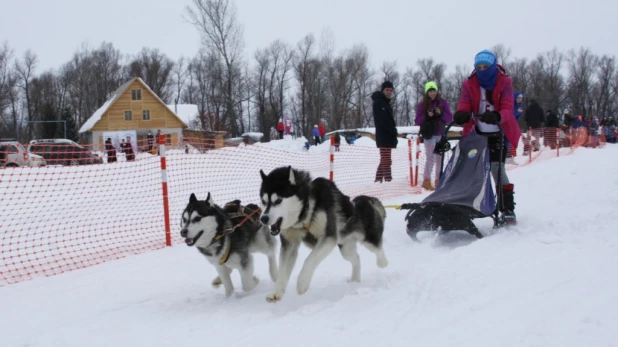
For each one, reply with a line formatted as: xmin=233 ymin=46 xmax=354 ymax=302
xmin=329 ymin=134 xmax=335 ymax=181
xmin=556 ymin=128 xmax=560 ymax=157
xmin=408 ymin=137 xmax=413 ymax=187
xmin=528 ymin=127 xmax=532 ymax=163
xmin=414 ymin=136 xmax=421 ymax=186
xmin=159 ymin=133 xmax=172 ymax=247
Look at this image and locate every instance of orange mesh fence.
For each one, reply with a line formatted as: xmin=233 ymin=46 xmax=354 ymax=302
xmin=413 ymin=127 xmax=605 ymax=179
xmin=0 ymin=143 xmax=163 ymax=286
xmin=0 ymin=127 xmax=606 ymax=287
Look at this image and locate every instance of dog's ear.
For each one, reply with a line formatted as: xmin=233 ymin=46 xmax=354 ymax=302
xmin=287 ymin=166 xmax=295 ymax=185
xmin=260 ymin=169 xmax=267 ymax=181
xmin=189 ymin=193 xmax=198 ymax=203
xmin=205 ymin=192 xmax=215 ymax=207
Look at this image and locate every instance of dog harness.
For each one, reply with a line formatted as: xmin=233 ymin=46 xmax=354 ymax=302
xmin=214 ymin=202 xmax=263 ymax=265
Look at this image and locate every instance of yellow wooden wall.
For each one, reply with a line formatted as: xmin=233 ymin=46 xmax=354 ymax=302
xmin=90 ymin=79 xmax=184 ymax=132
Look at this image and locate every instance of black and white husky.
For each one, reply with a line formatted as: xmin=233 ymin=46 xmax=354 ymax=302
xmin=259 ymin=166 xmax=389 ymax=302
xmin=180 ymin=193 xmax=278 ymax=297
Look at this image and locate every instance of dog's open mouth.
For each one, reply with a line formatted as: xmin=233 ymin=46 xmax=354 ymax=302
xmin=184 ymin=231 xmax=204 ymax=247
xmin=269 ymin=218 xmax=283 ymax=236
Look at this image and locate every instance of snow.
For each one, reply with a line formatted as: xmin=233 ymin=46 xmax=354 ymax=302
xmin=78 ymin=78 xmax=134 ymax=133
xmin=241 ymin=132 xmax=264 ymax=140
xmin=326 ymin=125 xmax=464 ymax=137
xmin=78 ymin=96 xmax=116 ymax=133
xmin=1 ymin=137 xmax=617 ymax=347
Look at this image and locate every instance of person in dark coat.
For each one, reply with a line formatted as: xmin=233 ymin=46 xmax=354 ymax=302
xmin=524 ymin=99 xmax=545 ymax=151
xmin=334 ymin=132 xmax=341 ymax=152
xmin=371 ymin=81 xmax=398 ymax=183
xmin=544 ymin=109 xmax=560 ymax=149
xmin=146 ymin=132 xmax=155 ymax=152
xmin=125 ymin=138 xmax=135 ymax=161
xmin=105 ymin=138 xmax=116 ymax=163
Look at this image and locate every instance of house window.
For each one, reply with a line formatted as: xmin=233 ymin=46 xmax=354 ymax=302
xmin=124 ymin=110 xmax=132 ymax=121
xmin=142 ymin=110 xmax=151 ymax=121
xmin=131 ymin=89 xmax=142 ymax=100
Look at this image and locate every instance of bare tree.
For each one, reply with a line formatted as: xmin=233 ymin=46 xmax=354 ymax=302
xmin=542 ymin=48 xmax=566 ymax=112
xmin=442 ymin=64 xmax=468 ymax=113
xmin=293 ymin=34 xmax=316 ymax=135
xmin=171 ymin=56 xmax=188 ymax=109
xmin=0 ymin=42 xmax=15 ymax=135
xmin=592 ymin=55 xmax=616 ymax=119
xmin=185 ymin=0 xmax=245 ymax=136
xmin=492 ymin=44 xmax=512 ymax=68
xmin=14 ymin=50 xmax=38 ymax=139
xmin=345 ymin=44 xmax=373 ymax=128
xmin=566 ymin=47 xmax=598 ymax=116
xmin=509 ymin=57 xmax=529 ymax=97
xmin=126 ymin=47 xmax=175 ymax=102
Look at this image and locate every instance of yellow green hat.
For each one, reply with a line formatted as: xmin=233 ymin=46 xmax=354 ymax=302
xmin=425 ymin=81 xmax=438 ymax=93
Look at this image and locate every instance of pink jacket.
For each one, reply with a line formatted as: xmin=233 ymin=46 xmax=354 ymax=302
xmin=456 ymin=65 xmax=521 ymax=148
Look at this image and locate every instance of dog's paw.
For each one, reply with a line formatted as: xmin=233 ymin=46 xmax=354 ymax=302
xmin=377 ymin=256 xmax=389 ymax=268
xmin=347 ymin=276 xmax=361 ymax=283
xmin=225 ymin=288 xmax=234 ymax=298
xmin=211 ymin=276 xmax=223 ymax=288
xmin=242 ymin=276 xmax=260 ymax=292
xmin=296 ymin=277 xmax=311 ymax=295
xmin=266 ymin=290 xmax=284 ymax=303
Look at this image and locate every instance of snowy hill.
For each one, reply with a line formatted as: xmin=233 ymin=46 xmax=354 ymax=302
xmin=0 ymin=143 xmax=617 ymax=347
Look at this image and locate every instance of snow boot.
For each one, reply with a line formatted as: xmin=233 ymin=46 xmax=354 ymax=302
xmin=422 ymin=179 xmax=434 ymax=191
xmin=501 ymin=184 xmax=516 ymax=225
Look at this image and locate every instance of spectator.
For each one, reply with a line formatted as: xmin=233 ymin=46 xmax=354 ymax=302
xmin=276 ymin=119 xmax=284 ymax=139
xmin=318 ymin=122 xmax=326 ymax=142
xmin=146 ymin=131 xmax=154 ymax=152
xmin=507 ymin=92 xmax=525 ymax=163
xmin=415 ymin=81 xmax=452 ymax=190
xmin=371 ymin=81 xmax=398 ymax=183
xmin=544 ymin=109 xmax=560 ymax=149
xmin=124 ymin=137 xmax=135 ymax=161
xmin=524 ymin=98 xmax=545 ymax=152
xmin=334 ymin=132 xmax=341 ymax=152
xmin=105 ymin=138 xmax=116 ymax=163
xmin=312 ymin=125 xmax=321 ymax=145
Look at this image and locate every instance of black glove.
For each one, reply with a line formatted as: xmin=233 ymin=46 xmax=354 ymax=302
xmin=453 ymin=111 xmax=471 ymax=125
xmin=480 ymin=111 xmax=501 ymax=124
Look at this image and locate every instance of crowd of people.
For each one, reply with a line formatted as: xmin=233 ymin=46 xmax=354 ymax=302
xmin=371 ymin=49 xmax=616 ymax=226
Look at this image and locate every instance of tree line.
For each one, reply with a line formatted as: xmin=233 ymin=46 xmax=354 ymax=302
xmin=1 ymin=0 xmax=616 ymax=143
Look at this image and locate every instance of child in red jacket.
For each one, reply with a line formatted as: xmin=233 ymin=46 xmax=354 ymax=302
xmin=452 ymin=50 xmax=521 ymax=225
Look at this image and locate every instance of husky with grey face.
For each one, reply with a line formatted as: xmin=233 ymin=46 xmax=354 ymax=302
xmin=180 ymin=193 xmax=278 ymax=297
xmin=259 ymin=166 xmax=389 ymax=302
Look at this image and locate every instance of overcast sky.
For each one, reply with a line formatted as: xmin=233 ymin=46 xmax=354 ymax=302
xmin=1 ymin=0 xmax=616 ymax=74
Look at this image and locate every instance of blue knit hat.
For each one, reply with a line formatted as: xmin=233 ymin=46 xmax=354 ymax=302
xmin=474 ymin=50 xmax=497 ymax=67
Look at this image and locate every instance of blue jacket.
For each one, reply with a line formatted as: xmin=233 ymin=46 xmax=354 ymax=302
xmin=312 ymin=128 xmax=320 ymax=137
xmin=513 ymin=92 xmax=524 ymax=120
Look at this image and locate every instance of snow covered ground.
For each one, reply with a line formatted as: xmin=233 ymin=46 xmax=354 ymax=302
xmin=1 ymin=141 xmax=616 ymax=347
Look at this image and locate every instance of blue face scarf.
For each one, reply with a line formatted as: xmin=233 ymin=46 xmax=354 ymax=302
xmin=477 ymin=64 xmax=498 ymax=91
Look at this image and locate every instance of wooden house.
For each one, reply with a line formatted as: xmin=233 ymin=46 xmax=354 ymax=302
xmin=78 ymin=77 xmax=189 ymax=151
